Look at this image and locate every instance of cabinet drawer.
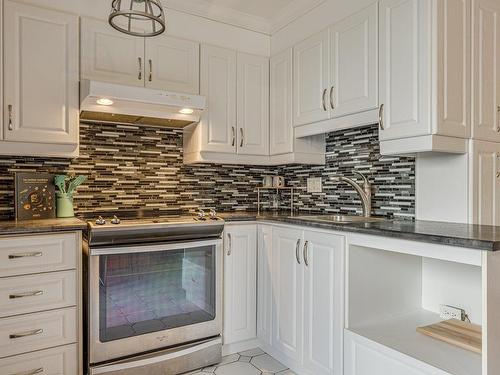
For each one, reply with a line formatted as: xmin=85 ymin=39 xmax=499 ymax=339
xmin=0 ymin=307 xmax=77 ymax=358
xmin=0 ymin=233 xmax=78 ymax=277
xmin=0 ymin=271 xmax=77 ymax=318
xmin=0 ymin=344 xmax=77 ymax=375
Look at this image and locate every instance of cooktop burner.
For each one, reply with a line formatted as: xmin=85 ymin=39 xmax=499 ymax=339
xmin=81 ymin=209 xmax=224 ymax=247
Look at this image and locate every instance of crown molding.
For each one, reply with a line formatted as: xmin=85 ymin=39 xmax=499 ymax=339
xmin=163 ymin=0 xmax=326 ymax=35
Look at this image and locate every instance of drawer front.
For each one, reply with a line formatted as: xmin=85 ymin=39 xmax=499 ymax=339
xmin=0 ymin=271 xmax=77 ymax=318
xmin=0 ymin=307 xmax=77 ymax=358
xmin=0 ymin=344 xmax=77 ymax=375
xmin=0 ymin=233 xmax=78 ymax=277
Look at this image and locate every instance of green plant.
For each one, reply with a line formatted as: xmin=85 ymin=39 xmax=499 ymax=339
xmin=54 ymin=175 xmax=87 ymax=195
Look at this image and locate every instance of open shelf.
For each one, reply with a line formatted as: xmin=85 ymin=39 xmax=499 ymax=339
xmin=348 ymin=309 xmax=481 ymax=375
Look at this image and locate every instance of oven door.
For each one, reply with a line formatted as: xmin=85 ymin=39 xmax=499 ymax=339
xmin=88 ymin=238 xmax=222 ymax=364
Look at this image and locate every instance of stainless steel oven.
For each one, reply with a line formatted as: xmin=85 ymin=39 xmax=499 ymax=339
xmin=84 ymin=225 xmax=223 ymax=375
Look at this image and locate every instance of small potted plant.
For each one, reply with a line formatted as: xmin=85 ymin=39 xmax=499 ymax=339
xmin=54 ymin=175 xmax=86 ymax=218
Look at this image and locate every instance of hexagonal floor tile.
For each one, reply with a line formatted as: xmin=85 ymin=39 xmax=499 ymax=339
xmin=239 ymin=348 xmax=265 ymax=357
xmin=214 ymin=362 xmax=260 ymax=375
xmin=251 ymin=354 xmax=287 ymax=373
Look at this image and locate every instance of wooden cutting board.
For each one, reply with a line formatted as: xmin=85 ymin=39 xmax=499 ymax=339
xmin=416 ymin=319 xmax=482 ymax=354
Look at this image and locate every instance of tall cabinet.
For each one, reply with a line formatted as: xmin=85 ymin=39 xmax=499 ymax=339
xmin=1 ymin=0 xmax=79 ymax=157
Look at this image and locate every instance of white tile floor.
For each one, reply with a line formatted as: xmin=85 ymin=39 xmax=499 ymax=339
xmin=185 ymin=348 xmax=297 ymax=375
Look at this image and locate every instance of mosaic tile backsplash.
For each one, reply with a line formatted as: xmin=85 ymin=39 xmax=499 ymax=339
xmin=0 ymin=122 xmax=415 ymax=220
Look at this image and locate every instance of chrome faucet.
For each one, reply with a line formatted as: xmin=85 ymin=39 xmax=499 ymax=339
xmin=331 ymin=171 xmax=372 ymax=217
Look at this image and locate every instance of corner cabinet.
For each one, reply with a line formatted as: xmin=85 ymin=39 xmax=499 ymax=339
xmin=292 ymin=3 xmax=379 ymax=138
xmin=1 ymin=1 xmax=79 ymax=157
xmin=81 ymin=17 xmax=200 ymax=94
xmin=258 ymin=224 xmax=344 ymax=375
xmin=379 ymin=0 xmax=471 ymax=155
xmin=223 ymin=224 xmax=257 ymax=346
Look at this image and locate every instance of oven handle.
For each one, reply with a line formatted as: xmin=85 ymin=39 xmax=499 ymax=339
xmin=90 ymin=238 xmax=223 ymax=256
xmin=90 ymin=337 xmax=222 ymax=374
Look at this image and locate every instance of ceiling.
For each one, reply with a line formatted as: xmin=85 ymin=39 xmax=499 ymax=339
xmin=164 ymin=0 xmax=326 ymax=34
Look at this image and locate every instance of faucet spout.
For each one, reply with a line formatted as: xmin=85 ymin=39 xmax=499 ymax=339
xmin=331 ymin=173 xmax=372 ymax=217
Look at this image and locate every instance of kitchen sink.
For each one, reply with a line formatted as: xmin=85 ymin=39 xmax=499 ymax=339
xmin=292 ymin=215 xmax=386 ymax=224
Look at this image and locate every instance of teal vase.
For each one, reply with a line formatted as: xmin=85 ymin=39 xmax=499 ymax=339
xmin=56 ymin=193 xmax=74 ymax=218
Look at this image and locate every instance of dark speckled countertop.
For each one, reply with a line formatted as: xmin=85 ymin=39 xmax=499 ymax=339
xmin=0 ymin=217 xmax=87 ymax=236
xmin=219 ymin=212 xmax=500 ymax=251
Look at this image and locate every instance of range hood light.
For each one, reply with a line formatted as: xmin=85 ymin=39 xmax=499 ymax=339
xmin=96 ymin=98 xmax=114 ymax=106
xmin=179 ymin=108 xmax=194 ymax=115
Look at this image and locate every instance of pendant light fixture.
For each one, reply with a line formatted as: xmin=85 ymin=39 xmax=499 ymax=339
xmin=109 ymin=0 xmax=166 ymax=37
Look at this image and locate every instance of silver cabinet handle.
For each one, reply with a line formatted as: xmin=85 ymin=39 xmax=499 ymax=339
xmin=8 ymin=252 xmax=43 ymax=259
xmin=148 ymin=59 xmax=153 ymax=82
xmin=497 ymin=105 xmax=500 ymax=132
xmin=240 ymin=128 xmax=244 ymax=148
xmin=330 ymin=86 xmax=335 ymax=109
xmin=231 ymin=127 xmax=235 ymax=147
xmin=8 ymin=104 xmax=13 ymax=130
xmin=11 ymin=368 xmax=44 ymax=375
xmin=227 ymin=233 xmax=232 ymax=256
xmin=9 ymin=291 xmax=43 ymax=299
xmin=303 ymin=241 xmax=309 ymax=266
xmin=295 ymin=239 xmax=301 ymax=264
xmin=138 ymin=57 xmax=142 ymax=80
xmin=379 ymin=104 xmax=385 ymax=130
xmin=322 ymin=89 xmax=327 ymax=111
xmin=9 ymin=329 xmax=43 ymax=339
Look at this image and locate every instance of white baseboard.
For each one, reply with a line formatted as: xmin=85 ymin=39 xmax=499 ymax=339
xmin=222 ymin=338 xmax=260 ymax=356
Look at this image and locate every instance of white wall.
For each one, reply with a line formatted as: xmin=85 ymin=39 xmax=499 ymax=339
xmin=271 ymin=0 xmax=376 ymax=54
xmin=15 ymin=0 xmax=270 ymax=56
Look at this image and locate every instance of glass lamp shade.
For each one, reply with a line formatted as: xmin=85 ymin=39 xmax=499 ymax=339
xmin=109 ymin=0 xmax=166 ymax=37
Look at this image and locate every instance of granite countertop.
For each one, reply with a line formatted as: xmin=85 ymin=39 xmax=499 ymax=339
xmin=220 ymin=212 xmax=500 ymax=251
xmin=0 ymin=217 xmax=88 ymax=236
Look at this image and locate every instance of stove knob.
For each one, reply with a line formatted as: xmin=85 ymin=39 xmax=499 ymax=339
xmin=197 ymin=209 xmax=206 ymax=220
xmin=95 ymin=216 xmax=106 ymax=225
xmin=209 ymin=209 xmax=217 ymax=218
xmin=111 ymin=215 xmax=121 ymax=225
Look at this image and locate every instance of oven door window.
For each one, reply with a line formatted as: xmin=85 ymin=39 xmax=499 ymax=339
xmin=98 ymin=245 xmax=216 ymax=342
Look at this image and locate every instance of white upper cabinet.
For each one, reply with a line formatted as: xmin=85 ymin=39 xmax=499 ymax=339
xmin=330 ymin=3 xmax=378 ymax=119
xmin=470 ymin=141 xmax=500 ymax=226
xmin=3 ymin=1 xmax=79 ymax=145
xmin=81 ymin=17 xmax=200 ymax=94
xmin=270 ymin=49 xmax=294 ymax=155
xmin=293 ymin=29 xmax=330 ymax=127
xmin=472 ymin=0 xmax=500 ymax=142
xmin=237 ymin=53 xmax=269 ymax=156
xmin=145 ymin=36 xmax=200 ymax=94
xmin=379 ymin=0 xmax=471 ymax=152
xmin=223 ymin=224 xmax=257 ymax=345
xmin=81 ymin=17 xmax=145 ymax=87
xmin=199 ymin=44 xmax=237 ymax=154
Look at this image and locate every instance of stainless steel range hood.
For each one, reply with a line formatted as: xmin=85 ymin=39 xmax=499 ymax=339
xmin=80 ymin=80 xmax=206 ymax=128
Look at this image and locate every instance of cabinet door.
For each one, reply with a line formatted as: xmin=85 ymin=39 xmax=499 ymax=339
xmin=471 ymin=141 xmax=500 ymax=225
xmin=4 ymin=1 xmax=79 ymax=144
xmin=257 ymin=225 xmax=273 ymax=346
xmin=379 ymin=0 xmax=432 ymax=141
xmin=223 ymin=225 xmax=257 ymax=345
xmin=293 ymin=29 xmax=330 ymax=127
xmin=200 ymin=45 xmax=237 ymax=153
xmin=472 ymin=0 xmax=500 ymax=142
xmin=145 ymin=36 xmax=200 ymax=94
xmin=81 ymin=17 xmax=145 ymax=87
xmin=302 ymin=231 xmax=344 ymax=375
xmin=237 ymin=53 xmax=269 ymax=156
xmin=271 ymin=226 xmax=303 ymax=364
xmin=330 ymin=3 xmax=378 ymax=119
xmin=270 ymin=49 xmax=294 ymax=155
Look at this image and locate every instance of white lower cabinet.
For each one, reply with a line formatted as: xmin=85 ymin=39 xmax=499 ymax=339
xmin=344 ymin=330 xmax=452 ymax=375
xmin=223 ymin=224 xmax=257 ymax=346
xmin=257 ymin=224 xmax=344 ymax=375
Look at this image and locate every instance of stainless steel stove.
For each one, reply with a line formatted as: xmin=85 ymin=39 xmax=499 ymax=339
xmin=83 ymin=209 xmax=224 ymax=375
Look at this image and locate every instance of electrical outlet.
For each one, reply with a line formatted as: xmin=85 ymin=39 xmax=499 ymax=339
xmin=440 ymin=304 xmax=465 ymax=321
xmin=307 ymin=177 xmax=322 ymax=193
